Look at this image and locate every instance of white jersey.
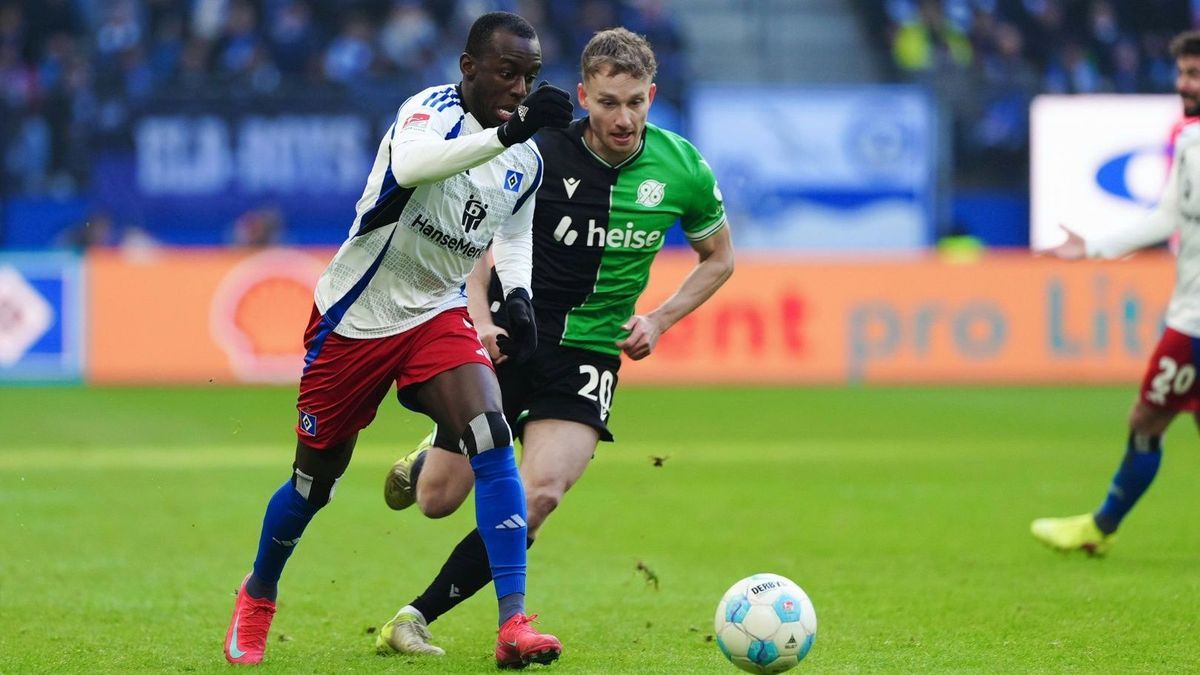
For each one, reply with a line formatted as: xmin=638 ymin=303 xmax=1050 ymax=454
xmin=1088 ymin=119 xmax=1200 ymax=336
xmin=313 ymin=83 xmax=543 ymax=338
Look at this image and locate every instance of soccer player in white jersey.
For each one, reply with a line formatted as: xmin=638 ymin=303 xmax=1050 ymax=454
xmin=222 ymin=12 xmax=571 ymax=667
xmin=1031 ymin=31 xmax=1200 ymax=556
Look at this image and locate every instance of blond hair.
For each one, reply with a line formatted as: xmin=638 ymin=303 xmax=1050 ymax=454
xmin=580 ymin=27 xmax=657 ymax=82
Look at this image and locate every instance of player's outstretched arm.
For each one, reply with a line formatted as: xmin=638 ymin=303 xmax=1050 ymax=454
xmin=1050 ymin=162 xmax=1181 ymax=260
xmin=618 ymin=227 xmax=734 ymax=360
xmin=388 ymin=82 xmax=570 ymax=188
xmin=1039 ymin=224 xmax=1088 ymax=260
xmin=390 ymin=121 xmax=510 ymax=187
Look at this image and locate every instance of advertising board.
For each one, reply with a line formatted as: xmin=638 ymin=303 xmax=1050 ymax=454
xmin=84 ymin=250 xmax=1171 ymax=385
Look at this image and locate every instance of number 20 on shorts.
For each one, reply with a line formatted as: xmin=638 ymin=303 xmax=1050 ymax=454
xmin=1148 ymin=356 xmax=1196 ymax=406
xmin=577 ymin=365 xmax=614 ymax=422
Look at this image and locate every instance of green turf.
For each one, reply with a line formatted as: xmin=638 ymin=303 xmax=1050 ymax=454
xmin=2 ymin=385 xmax=1199 ymax=673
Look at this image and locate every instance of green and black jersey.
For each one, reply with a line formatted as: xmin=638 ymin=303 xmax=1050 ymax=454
xmin=524 ymin=118 xmax=727 ymax=356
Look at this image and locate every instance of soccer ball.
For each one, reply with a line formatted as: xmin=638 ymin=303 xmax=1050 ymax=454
xmin=714 ymin=573 xmax=816 ymax=673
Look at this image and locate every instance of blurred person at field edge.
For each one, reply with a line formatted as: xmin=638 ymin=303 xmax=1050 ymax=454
xmin=56 ymin=209 xmax=116 ymax=250
xmin=375 ymin=26 xmax=734 ymax=659
xmin=232 ymin=205 xmax=283 ymax=247
xmin=1031 ymin=31 xmax=1200 ymax=557
xmin=221 ymin=11 xmax=572 ymax=668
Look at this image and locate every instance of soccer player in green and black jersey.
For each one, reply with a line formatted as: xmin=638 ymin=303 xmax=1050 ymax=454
xmin=375 ymin=27 xmax=735 ymax=660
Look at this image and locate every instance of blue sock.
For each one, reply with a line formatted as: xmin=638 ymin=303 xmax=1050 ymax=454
xmin=250 ymin=480 xmax=318 ymax=598
xmin=469 ymin=446 xmax=527 ymax=617
xmin=1094 ymin=433 xmax=1162 ymax=534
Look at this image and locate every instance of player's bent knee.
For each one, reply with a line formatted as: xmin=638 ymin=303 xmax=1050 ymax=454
xmin=416 ymin=482 xmax=469 ymax=518
xmin=525 ymin=487 xmax=562 ymax=525
xmin=459 ymin=411 xmax=512 ymax=456
xmin=417 ymin=498 xmax=458 ymax=519
xmin=1129 ymin=404 xmax=1175 ymax=437
xmin=1126 ymin=429 xmax=1164 ymax=453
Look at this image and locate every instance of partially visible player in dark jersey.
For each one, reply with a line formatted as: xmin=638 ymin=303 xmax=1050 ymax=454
xmin=374 ymin=27 xmax=734 ymax=658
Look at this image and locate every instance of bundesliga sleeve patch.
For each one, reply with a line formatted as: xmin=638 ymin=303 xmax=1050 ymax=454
xmin=402 ymin=113 xmax=431 ymax=131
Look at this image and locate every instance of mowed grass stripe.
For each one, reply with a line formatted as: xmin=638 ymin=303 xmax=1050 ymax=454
xmin=0 ymin=437 xmax=1032 ymax=470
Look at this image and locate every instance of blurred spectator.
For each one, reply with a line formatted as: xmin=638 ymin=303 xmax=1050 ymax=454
xmin=267 ymin=1 xmax=322 ymax=77
xmin=23 ymin=0 xmax=84 ymax=60
xmin=885 ymin=0 xmax=1197 ymax=187
xmin=175 ymin=36 xmax=214 ymax=92
xmin=192 ymin=0 xmax=229 ymax=42
xmin=216 ymin=1 xmax=260 ymax=75
xmin=95 ymin=0 xmax=142 ymax=64
xmin=215 ymin=0 xmax=279 ymax=92
xmin=566 ymin=0 xmax=617 ymax=58
xmin=378 ymin=1 xmax=438 ymax=75
xmin=119 ymin=224 xmax=160 ymax=258
xmin=56 ymin=209 xmax=161 ymax=252
xmin=322 ymin=13 xmax=375 ymax=84
xmin=1111 ymin=38 xmax=1148 ymax=93
xmin=56 ymin=209 xmax=117 ymax=250
xmin=10 ymin=0 xmax=1193 ymax=206
xmin=146 ymin=11 xmax=184 ymax=85
xmin=232 ymin=205 xmax=284 ymax=248
xmin=1044 ymin=41 xmax=1104 ymax=93
xmin=5 ymin=112 xmax=50 ymax=193
xmin=3 ymin=0 xmax=696 ymax=204
xmin=890 ymin=0 xmax=974 ymax=75
xmin=968 ymin=21 xmax=1038 ymax=180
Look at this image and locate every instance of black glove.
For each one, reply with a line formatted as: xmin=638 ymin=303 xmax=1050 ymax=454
xmin=496 ymin=82 xmax=573 ymax=147
xmin=495 ymin=288 xmax=537 ymax=362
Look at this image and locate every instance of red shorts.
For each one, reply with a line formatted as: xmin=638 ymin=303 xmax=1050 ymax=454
xmin=1138 ymin=327 xmax=1200 ymax=412
xmin=295 ymin=306 xmax=493 ymax=449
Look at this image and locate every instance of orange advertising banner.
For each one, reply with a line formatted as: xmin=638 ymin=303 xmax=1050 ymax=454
xmin=86 ymin=248 xmax=1176 ymax=385
xmin=624 ymin=251 xmax=1175 ymax=384
xmin=87 ymin=248 xmax=333 ymax=384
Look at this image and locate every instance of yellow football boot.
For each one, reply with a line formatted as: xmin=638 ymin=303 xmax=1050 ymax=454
xmin=384 ymin=431 xmax=434 ymax=510
xmin=1031 ymin=513 xmax=1115 ymax=556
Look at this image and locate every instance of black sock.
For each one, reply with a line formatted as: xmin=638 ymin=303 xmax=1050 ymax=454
xmin=410 ymin=529 xmax=534 ymax=624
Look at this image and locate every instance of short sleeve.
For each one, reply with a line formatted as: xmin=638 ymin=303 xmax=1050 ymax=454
xmin=682 ymin=154 xmax=727 ymax=241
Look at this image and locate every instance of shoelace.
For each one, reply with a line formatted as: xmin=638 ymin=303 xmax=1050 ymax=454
xmin=507 ymin=613 xmax=540 ymax=633
xmin=240 ymin=598 xmax=276 ymax=642
xmin=393 ymin=617 xmax=434 ymax=642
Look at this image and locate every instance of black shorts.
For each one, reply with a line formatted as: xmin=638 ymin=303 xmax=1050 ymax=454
xmin=496 ymin=342 xmax=621 ymax=442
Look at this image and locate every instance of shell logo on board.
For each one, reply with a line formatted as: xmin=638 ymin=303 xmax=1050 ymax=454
xmin=209 ymin=249 xmax=324 ymax=383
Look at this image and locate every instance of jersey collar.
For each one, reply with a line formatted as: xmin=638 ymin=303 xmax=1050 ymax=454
xmin=455 ymin=83 xmax=483 ymax=134
xmin=574 ymin=117 xmax=646 ymax=170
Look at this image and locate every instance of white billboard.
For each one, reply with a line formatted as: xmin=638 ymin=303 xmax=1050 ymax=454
xmin=1031 ymin=94 xmax=1181 ymax=250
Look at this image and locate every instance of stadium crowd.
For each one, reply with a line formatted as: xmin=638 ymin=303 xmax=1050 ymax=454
xmin=880 ymin=0 xmax=1193 ymax=183
xmin=4 ymin=0 xmax=1198 ymax=214
xmin=0 ymin=0 xmax=684 ymax=198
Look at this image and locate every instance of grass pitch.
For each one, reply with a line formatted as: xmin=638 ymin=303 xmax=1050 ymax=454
xmin=2 ymin=385 xmax=1199 ymax=673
